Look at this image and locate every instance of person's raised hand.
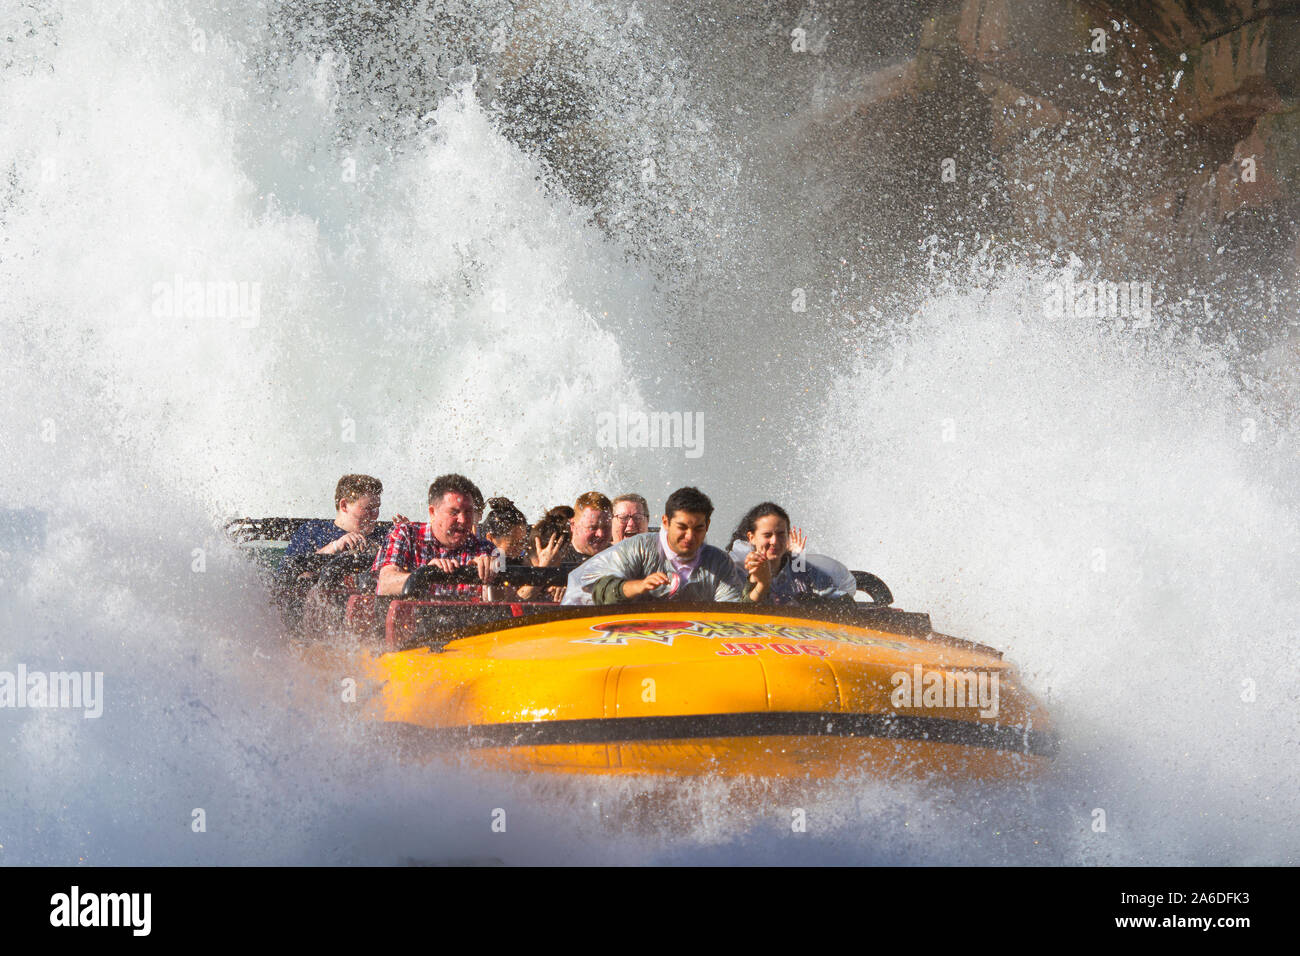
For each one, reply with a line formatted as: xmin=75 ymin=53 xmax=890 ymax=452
xmin=534 ymin=533 xmax=564 ymax=567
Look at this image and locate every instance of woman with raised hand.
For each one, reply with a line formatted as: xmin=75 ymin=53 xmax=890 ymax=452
xmin=727 ymin=503 xmax=854 ymax=604
xmin=515 ymin=505 xmax=572 ymax=601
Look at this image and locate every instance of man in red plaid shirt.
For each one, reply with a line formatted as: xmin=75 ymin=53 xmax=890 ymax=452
xmin=373 ymin=473 xmax=499 ymax=595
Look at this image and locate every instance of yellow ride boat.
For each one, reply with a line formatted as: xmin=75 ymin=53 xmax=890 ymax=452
xmin=226 ymin=519 xmax=1055 ymax=782
xmin=347 ymin=570 xmax=1055 ymax=781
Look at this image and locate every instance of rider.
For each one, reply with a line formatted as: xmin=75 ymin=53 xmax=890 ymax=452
xmin=373 ymin=474 xmax=499 ymax=595
xmin=727 ymin=503 xmax=854 ymax=602
xmin=557 ymin=492 xmax=613 ymax=564
xmin=481 ymin=497 xmax=529 ymax=563
xmin=527 ymin=506 xmax=572 ymax=562
xmin=563 ymin=486 xmax=770 ymax=604
xmin=610 ymin=493 xmax=651 ymax=542
xmin=480 ymin=497 xmax=566 ymax=601
xmin=284 ymin=474 xmax=384 ymax=559
xmin=511 ymin=506 xmax=571 ymax=601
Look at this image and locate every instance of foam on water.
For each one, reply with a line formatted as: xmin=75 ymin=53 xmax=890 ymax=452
xmin=0 ymin=0 xmax=654 ymax=519
xmin=809 ymin=272 xmax=1299 ymax=863
xmin=1 ymin=0 xmax=1297 ymax=864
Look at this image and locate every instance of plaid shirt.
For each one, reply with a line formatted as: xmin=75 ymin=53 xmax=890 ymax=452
xmin=372 ymin=522 xmax=497 ymax=594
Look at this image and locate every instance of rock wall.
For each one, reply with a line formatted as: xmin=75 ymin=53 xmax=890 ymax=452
xmin=848 ymin=0 xmax=1298 ymax=323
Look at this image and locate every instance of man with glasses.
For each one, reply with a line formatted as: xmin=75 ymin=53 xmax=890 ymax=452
xmin=611 ymin=493 xmax=650 ymax=542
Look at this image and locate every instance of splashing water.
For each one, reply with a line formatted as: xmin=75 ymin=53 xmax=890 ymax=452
xmin=812 ymin=271 xmax=1299 ymax=864
xmin=1 ymin=0 xmax=1297 ymax=864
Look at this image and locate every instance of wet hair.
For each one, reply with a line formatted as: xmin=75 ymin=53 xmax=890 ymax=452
xmin=482 ymin=497 xmax=527 ymax=538
xmin=573 ymin=491 xmax=612 ymax=514
xmin=428 ymin=473 xmax=484 ymax=510
xmin=528 ymin=506 xmax=573 ymax=558
xmin=611 ymin=493 xmax=649 ymax=516
xmin=663 ymin=486 xmax=713 ymax=523
xmin=730 ymin=502 xmax=791 ymax=548
xmin=334 ymin=474 xmax=382 ymax=510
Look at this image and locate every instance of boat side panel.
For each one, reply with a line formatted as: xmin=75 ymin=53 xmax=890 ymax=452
xmin=361 ymin=609 xmax=1055 ymax=777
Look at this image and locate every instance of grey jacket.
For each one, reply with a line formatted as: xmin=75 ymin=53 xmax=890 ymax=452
xmin=562 ymin=531 xmax=749 ymax=604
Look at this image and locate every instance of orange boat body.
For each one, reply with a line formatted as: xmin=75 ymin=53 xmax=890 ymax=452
xmin=355 ymin=605 xmax=1055 ymax=779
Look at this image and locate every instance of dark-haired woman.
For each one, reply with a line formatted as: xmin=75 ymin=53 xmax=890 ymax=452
xmin=479 ymin=498 xmax=566 ymax=601
xmin=728 ymin=503 xmax=853 ymax=603
xmin=509 ymin=504 xmax=570 ymax=601
xmin=525 ymin=506 xmax=569 ymax=561
xmin=482 ymin=497 xmax=529 ymax=563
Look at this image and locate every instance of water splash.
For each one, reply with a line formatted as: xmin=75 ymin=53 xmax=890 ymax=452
xmin=1 ymin=0 xmax=1297 ymax=865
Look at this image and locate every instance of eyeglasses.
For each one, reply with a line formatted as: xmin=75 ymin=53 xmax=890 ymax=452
xmin=613 ymin=513 xmax=648 ymax=524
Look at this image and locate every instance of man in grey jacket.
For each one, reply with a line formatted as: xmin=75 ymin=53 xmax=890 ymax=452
xmin=563 ymin=487 xmax=770 ymax=604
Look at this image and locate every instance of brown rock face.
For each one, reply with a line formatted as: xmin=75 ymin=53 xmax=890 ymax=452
xmin=835 ymin=0 xmax=1298 ymax=331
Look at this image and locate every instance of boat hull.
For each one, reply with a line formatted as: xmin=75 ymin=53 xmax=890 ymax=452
xmin=356 ymin=605 xmax=1055 ymax=780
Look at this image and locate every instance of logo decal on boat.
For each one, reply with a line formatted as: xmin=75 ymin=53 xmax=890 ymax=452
xmin=573 ymin=619 xmax=914 ymax=651
xmin=580 ymin=621 xmax=695 ymax=646
xmin=594 ymin=620 xmax=695 ymax=633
